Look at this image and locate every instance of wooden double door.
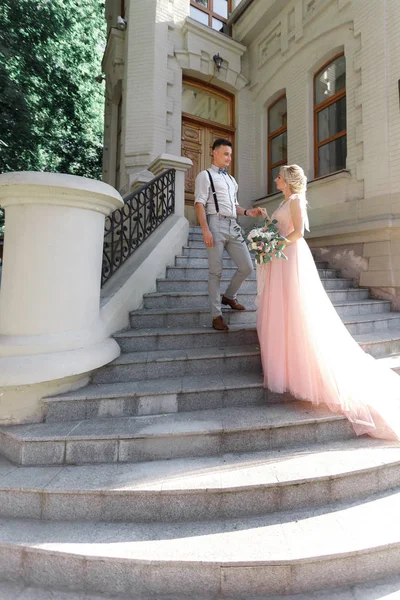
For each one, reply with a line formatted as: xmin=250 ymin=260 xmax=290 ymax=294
xmin=181 ymin=117 xmax=234 ymax=205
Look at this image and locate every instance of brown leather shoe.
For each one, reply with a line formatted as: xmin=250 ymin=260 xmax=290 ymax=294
xmin=221 ymin=295 xmax=246 ymax=311
xmin=212 ymin=316 xmax=229 ymax=331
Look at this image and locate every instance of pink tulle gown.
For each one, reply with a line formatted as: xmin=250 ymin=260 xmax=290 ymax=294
xmin=256 ymin=194 xmax=400 ymax=440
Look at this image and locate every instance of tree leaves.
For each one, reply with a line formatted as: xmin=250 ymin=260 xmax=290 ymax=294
xmin=0 ymin=0 xmax=106 ymax=179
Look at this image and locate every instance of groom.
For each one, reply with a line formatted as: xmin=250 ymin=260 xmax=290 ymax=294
xmin=194 ymin=138 xmax=267 ymax=331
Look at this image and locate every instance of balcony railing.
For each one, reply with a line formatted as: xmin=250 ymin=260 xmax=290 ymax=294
xmin=102 ymin=168 xmax=175 ymax=286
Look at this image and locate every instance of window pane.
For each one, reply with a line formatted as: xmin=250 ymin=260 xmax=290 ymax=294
xmin=182 ymin=84 xmax=230 ymax=125
xmin=213 ymin=0 xmax=228 ymax=18
xmin=212 ymin=17 xmax=224 ymax=31
xmin=318 ymin=97 xmax=346 ymax=142
xmin=318 ymin=135 xmax=347 ymax=177
xmin=269 ymin=97 xmax=287 ymax=133
xmin=193 ymin=0 xmax=208 ymax=7
xmin=315 ymin=55 xmax=346 ymax=105
xmin=270 ymin=165 xmax=282 ymax=192
xmin=190 ymin=5 xmax=209 ymax=25
xmin=270 ymin=132 xmax=287 ymax=164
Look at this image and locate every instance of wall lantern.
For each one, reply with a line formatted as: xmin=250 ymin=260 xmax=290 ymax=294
xmin=213 ymin=53 xmax=223 ymax=72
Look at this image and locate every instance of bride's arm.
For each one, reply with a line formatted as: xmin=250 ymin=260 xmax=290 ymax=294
xmin=284 ymin=197 xmax=305 ymax=247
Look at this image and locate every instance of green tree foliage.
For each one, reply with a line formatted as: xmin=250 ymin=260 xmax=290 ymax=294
xmin=0 ymin=0 xmax=106 ymax=179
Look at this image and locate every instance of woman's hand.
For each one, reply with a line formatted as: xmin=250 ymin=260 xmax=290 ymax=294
xmin=247 ymin=207 xmax=269 ymax=219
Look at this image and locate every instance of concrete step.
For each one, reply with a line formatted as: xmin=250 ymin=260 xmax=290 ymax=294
xmin=157 ymin=276 xmax=354 ymax=292
xmin=0 ymin=404 xmax=355 ymax=466
xmin=143 ymin=288 xmax=370 ymax=309
xmin=92 ymin=343 xmax=262 ymax=384
xmin=44 ymin=372 xmax=270 ymax=422
xmin=166 ymin=265 xmax=340 ymax=280
xmin=1 ymin=490 xmax=400 ymax=596
xmin=0 ymin=438 xmax=399 ymax=523
xmin=130 ymin=300 xmax=392 ymax=329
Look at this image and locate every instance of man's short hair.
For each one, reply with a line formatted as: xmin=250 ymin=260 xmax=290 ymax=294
xmin=212 ymin=138 xmax=232 ymax=151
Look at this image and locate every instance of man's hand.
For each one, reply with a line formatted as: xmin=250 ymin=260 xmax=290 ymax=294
xmin=247 ymin=207 xmax=269 ymax=219
xmin=203 ymin=228 xmax=214 ymax=248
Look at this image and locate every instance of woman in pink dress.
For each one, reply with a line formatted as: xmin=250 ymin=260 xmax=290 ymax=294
xmin=256 ymin=164 xmax=400 ymax=440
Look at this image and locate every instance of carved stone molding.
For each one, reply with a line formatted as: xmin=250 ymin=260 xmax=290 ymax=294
xmin=175 ymin=18 xmax=249 ymax=91
xmin=102 ymin=28 xmax=125 ymax=101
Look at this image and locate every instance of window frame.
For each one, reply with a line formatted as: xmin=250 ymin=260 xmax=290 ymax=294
xmin=190 ymin=0 xmax=232 ymax=29
xmin=313 ymin=52 xmax=346 ymax=178
xmin=267 ymin=93 xmax=287 ymax=195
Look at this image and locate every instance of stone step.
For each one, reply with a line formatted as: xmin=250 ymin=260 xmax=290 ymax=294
xmin=0 ymin=404 xmax=355 ymax=466
xmin=115 ymin=324 xmax=259 ymax=352
xmin=44 ymin=343 xmax=400 ymax=424
xmin=166 ymin=265 xmax=340 ymax=280
xmin=6 ymin=578 xmax=400 ymax=600
xmin=1 ymin=490 xmax=400 ymax=596
xmin=92 ymin=343 xmax=262 ymax=384
xmin=130 ymin=300 xmax=392 ymax=329
xmin=143 ymin=288 xmax=370 ymax=309
xmin=44 ymin=372 xmax=270 ymax=422
xmin=0 ymin=582 xmax=134 ymax=600
xmin=157 ymin=276 xmax=354 ymax=292
xmin=357 ymin=327 xmax=400 ymax=359
xmin=175 ymin=255 xmax=332 ymax=270
xmin=182 ymin=246 xmax=330 ymax=269
xmin=117 ymin=316 xmax=400 ymax=354
xmin=0 ymin=438 xmax=398 ymax=523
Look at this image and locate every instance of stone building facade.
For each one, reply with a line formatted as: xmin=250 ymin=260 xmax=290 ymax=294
xmin=102 ymin=0 xmax=400 ymax=308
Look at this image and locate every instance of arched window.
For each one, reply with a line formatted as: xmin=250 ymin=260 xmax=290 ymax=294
xmin=267 ymin=94 xmax=287 ymax=194
xmin=314 ymin=54 xmax=346 ymax=177
xmin=190 ymin=0 xmax=232 ymax=32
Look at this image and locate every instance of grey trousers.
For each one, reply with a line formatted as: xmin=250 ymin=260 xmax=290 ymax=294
xmin=207 ymin=214 xmax=254 ymax=318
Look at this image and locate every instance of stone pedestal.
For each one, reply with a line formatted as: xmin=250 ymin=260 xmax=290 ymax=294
xmin=0 ymin=172 xmax=123 ymax=399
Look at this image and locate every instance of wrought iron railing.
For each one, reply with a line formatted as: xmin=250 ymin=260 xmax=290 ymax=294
xmin=102 ymin=168 xmax=175 ymax=286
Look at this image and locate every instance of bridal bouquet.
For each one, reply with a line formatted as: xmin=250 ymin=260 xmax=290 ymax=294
xmin=247 ymin=219 xmax=288 ymax=265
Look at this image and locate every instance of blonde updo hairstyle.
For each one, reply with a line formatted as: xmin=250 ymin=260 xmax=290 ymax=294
xmin=280 ymin=165 xmax=307 ymax=196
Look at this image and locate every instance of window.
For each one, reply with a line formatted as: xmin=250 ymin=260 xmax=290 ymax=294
xmin=182 ymin=82 xmax=231 ymax=126
xmin=190 ymin=0 xmax=231 ymax=31
xmin=267 ymin=95 xmax=287 ymax=194
xmin=314 ymin=54 xmax=346 ymax=177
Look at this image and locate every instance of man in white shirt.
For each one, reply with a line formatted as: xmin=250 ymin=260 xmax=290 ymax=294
xmin=195 ymin=138 xmax=267 ymax=330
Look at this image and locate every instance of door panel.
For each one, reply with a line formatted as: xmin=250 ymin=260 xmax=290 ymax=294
xmin=182 ymin=118 xmax=235 ymax=205
xmin=181 ymin=120 xmax=205 ymax=204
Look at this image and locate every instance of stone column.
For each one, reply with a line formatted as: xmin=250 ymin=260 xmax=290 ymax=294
xmin=0 ymin=172 xmax=124 ymax=390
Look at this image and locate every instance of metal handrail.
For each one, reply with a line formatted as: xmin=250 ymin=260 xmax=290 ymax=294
xmin=101 ymin=168 xmax=175 ymax=286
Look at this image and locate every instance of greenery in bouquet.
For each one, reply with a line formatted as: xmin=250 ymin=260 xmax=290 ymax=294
xmin=247 ymin=218 xmax=288 ymax=265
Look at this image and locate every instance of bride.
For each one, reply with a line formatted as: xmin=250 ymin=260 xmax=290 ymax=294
xmin=256 ymin=164 xmax=400 ymax=440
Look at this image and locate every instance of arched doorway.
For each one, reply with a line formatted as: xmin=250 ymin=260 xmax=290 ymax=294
xmin=181 ymin=78 xmax=235 ymax=222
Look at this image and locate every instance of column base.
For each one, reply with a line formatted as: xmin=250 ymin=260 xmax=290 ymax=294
xmin=0 ymin=338 xmax=120 ymax=387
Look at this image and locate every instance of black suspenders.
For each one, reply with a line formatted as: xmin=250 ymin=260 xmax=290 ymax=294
xmin=206 ymin=170 xmax=219 ymax=213
xmin=206 ymin=169 xmax=234 ymax=215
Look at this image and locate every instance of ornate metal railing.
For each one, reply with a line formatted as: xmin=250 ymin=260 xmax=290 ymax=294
xmin=102 ymin=168 xmax=175 ymax=286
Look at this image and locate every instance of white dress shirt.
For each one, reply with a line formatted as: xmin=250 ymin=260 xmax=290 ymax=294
xmin=194 ymin=164 xmax=239 ymax=218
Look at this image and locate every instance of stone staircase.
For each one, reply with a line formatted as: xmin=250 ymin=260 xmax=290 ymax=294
xmin=0 ymin=226 xmax=399 ymax=598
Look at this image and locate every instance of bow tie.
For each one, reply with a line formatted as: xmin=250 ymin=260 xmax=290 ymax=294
xmin=218 ymin=168 xmax=228 ymax=175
